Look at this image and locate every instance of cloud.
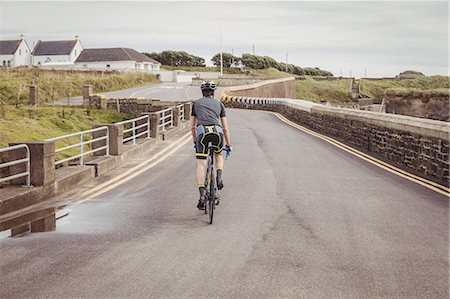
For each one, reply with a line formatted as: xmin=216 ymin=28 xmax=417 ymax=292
xmin=1 ymin=1 xmax=447 ymax=77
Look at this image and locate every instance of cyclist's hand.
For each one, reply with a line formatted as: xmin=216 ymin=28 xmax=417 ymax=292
xmin=225 ymin=145 xmax=233 ymax=152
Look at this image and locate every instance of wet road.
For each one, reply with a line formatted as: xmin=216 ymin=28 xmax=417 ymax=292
xmin=58 ymin=82 xmax=224 ymax=105
xmin=0 ymin=109 xmax=448 ymax=298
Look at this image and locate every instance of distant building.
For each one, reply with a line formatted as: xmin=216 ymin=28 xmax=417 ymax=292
xmin=0 ymin=37 xmax=32 ymax=67
xmin=32 ymin=39 xmax=83 ymax=66
xmin=75 ymin=48 xmax=161 ymax=71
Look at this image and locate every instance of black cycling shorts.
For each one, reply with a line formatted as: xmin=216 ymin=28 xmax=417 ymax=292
xmin=195 ymin=125 xmax=224 ymax=159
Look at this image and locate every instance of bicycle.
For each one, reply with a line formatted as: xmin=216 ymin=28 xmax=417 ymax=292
xmin=202 ymin=143 xmax=231 ymax=224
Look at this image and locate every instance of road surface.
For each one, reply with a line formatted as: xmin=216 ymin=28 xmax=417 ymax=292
xmin=0 ymin=109 xmax=448 ymax=298
xmin=58 ymin=82 xmax=224 ymax=105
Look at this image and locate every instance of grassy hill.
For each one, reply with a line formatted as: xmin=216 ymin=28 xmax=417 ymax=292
xmin=296 ymin=77 xmax=352 ymax=103
xmin=0 ymin=68 xmax=160 ymax=105
xmin=0 ymin=105 xmax=131 ymax=148
xmin=360 ymin=76 xmax=449 ymax=100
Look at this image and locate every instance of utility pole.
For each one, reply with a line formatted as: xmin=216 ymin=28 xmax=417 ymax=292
xmin=285 ymin=53 xmax=288 ymax=72
xmin=364 ymin=68 xmax=367 ymax=78
xmin=340 ymin=68 xmax=343 ymax=77
xmin=220 ymin=26 xmax=223 ymax=76
xmin=252 ymin=44 xmax=255 ymax=55
xmin=350 ymin=69 xmax=352 ymax=78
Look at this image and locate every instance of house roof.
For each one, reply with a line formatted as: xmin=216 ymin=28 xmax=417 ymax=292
xmin=33 ymin=40 xmax=78 ymax=56
xmin=75 ymin=48 xmax=161 ymax=64
xmin=0 ymin=40 xmax=22 ymax=55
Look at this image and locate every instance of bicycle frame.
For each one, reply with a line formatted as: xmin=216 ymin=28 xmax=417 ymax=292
xmin=203 ymin=143 xmax=217 ymax=224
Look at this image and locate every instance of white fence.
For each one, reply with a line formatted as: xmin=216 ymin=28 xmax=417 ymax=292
xmin=0 ymin=144 xmax=30 ymax=187
xmin=158 ymin=108 xmax=173 ymax=132
xmin=177 ymin=104 xmax=185 ymax=122
xmin=116 ymin=115 xmax=150 ymax=144
xmin=46 ymin=127 xmax=109 ymax=166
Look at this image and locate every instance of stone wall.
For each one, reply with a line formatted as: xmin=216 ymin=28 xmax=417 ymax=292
xmin=222 ymin=77 xmax=296 ymax=99
xmin=385 ymin=89 xmax=449 ymax=121
xmin=224 ymin=99 xmax=449 ymax=185
xmin=90 ymin=96 xmax=185 ymax=116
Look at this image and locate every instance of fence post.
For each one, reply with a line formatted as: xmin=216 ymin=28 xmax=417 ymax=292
xmin=172 ymin=106 xmax=180 ymax=127
xmin=9 ymin=141 xmax=55 ymax=186
xmin=150 ymin=113 xmax=160 ymax=138
xmin=82 ymin=85 xmax=93 ymax=107
xmin=92 ymin=125 xmax=117 ymax=156
xmin=183 ymin=102 xmax=191 ymax=121
xmin=29 ymin=85 xmax=39 ymax=106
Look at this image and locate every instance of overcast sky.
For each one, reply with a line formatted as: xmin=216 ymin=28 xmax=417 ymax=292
xmin=0 ymin=1 xmax=448 ymax=77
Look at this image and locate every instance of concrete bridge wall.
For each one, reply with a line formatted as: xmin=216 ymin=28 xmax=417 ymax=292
xmin=221 ymin=77 xmax=297 ymax=99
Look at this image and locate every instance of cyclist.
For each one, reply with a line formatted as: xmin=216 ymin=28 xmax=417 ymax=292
xmin=191 ymin=80 xmax=232 ymax=210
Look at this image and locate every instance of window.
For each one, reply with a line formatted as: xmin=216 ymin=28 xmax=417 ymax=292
xmin=106 ymin=64 xmax=110 ymax=68
xmin=7 ymin=61 xmax=11 ymax=67
xmin=19 ymin=49 xmax=22 ymax=55
xmin=83 ymin=64 xmax=87 ymax=68
xmin=2 ymin=61 xmax=6 ymax=67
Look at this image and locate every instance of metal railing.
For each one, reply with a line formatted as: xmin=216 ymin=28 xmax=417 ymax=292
xmin=46 ymin=127 xmax=109 ymax=166
xmin=116 ymin=115 xmax=150 ymax=144
xmin=159 ymin=108 xmax=173 ymax=132
xmin=177 ymin=104 xmax=185 ymax=122
xmin=0 ymin=144 xmax=30 ymax=187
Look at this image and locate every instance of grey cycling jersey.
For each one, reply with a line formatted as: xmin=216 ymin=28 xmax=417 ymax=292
xmin=191 ymin=96 xmax=226 ymax=127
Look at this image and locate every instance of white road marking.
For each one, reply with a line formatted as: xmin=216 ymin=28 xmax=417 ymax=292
xmin=128 ymin=86 xmax=161 ymax=98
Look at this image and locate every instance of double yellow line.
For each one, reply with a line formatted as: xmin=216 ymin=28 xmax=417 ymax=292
xmin=271 ymin=112 xmax=450 ymax=197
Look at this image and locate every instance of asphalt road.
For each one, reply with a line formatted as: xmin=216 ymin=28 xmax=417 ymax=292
xmin=58 ymin=82 xmax=224 ymax=105
xmin=0 ymin=109 xmax=448 ymax=298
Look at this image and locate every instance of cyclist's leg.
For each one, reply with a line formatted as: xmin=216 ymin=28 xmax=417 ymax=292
xmin=213 ymin=128 xmax=225 ymax=190
xmin=195 ymin=127 xmax=209 ymax=209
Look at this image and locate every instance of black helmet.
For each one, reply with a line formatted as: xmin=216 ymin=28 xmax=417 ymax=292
xmin=200 ymin=80 xmax=217 ymax=91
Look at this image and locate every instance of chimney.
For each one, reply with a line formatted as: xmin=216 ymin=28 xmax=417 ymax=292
xmin=20 ymin=34 xmax=24 ymax=40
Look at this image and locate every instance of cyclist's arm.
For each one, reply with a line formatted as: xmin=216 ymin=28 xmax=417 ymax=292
xmin=221 ymin=117 xmax=231 ymax=146
xmin=191 ymin=116 xmax=197 ymax=142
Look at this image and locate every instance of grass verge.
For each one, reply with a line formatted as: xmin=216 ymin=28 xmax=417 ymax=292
xmin=0 ymin=68 xmax=160 ymax=104
xmin=0 ymin=105 xmax=131 ymax=148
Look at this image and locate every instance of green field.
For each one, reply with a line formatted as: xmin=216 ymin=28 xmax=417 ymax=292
xmin=0 ymin=68 xmax=160 ymax=104
xmin=0 ymin=105 xmax=131 ymax=148
xmin=296 ymin=77 xmax=352 ymax=103
xmin=360 ymin=76 xmax=449 ymax=100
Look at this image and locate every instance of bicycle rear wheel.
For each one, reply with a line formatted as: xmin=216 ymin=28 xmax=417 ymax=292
xmin=208 ymin=170 xmax=215 ymax=224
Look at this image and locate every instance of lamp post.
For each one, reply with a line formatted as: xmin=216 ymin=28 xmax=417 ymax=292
xmin=220 ymin=26 xmax=223 ymax=76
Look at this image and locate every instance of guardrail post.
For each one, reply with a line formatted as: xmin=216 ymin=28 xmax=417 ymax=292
xmin=150 ymin=113 xmax=160 ymax=138
xmin=9 ymin=141 xmax=55 ymax=186
xmin=172 ymin=106 xmax=180 ymax=127
xmin=183 ymin=102 xmax=191 ymax=121
xmin=93 ymin=124 xmax=123 ymax=156
xmin=82 ymin=85 xmax=93 ymax=107
xmin=29 ymin=85 xmax=39 ymax=106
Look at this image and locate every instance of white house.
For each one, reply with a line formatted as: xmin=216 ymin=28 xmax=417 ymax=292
xmin=74 ymin=48 xmax=161 ymax=71
xmin=32 ymin=39 xmax=83 ymax=66
xmin=0 ymin=38 xmax=32 ymax=67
